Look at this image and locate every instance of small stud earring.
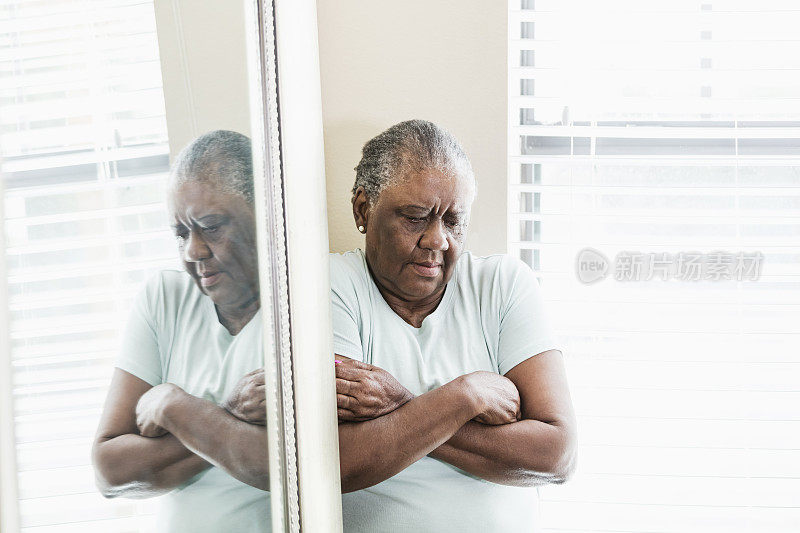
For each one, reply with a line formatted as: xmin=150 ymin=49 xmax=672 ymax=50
xmin=358 ymin=225 xmax=365 ymax=233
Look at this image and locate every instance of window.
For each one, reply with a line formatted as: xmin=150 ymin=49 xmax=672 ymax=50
xmin=509 ymin=1 xmax=800 ymax=531
xmin=1 ymin=0 xmax=176 ymax=530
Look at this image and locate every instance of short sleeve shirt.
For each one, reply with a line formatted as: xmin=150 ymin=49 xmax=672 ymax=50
xmin=115 ymin=270 xmax=269 ymax=533
xmin=330 ymin=249 xmax=559 ymax=533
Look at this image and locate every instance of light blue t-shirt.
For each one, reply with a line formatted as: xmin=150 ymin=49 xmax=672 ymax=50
xmin=116 ymin=269 xmax=269 ymax=533
xmin=331 ymin=249 xmax=558 ymax=533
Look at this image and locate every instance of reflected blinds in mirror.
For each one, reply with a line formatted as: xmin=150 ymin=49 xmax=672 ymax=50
xmin=508 ymin=1 xmax=800 ymax=531
xmin=1 ymin=0 xmax=175 ymax=530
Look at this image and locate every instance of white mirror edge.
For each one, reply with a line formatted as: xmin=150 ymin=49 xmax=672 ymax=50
xmin=247 ymin=0 xmax=343 ymax=531
xmin=273 ymin=0 xmax=344 ymax=529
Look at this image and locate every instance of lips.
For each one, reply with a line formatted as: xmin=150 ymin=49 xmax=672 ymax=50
xmin=411 ymin=262 xmax=442 ymax=277
xmin=198 ymin=271 xmax=223 ymax=287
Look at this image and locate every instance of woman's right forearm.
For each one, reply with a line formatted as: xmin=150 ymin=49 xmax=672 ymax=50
xmin=338 ymin=376 xmax=480 ymax=493
xmin=93 ymin=433 xmax=210 ymax=498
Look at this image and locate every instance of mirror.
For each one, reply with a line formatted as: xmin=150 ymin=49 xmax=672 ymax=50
xmin=0 ymin=0 xmax=339 ymax=532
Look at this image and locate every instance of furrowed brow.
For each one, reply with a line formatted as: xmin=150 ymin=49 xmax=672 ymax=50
xmin=397 ymin=205 xmax=429 ymax=214
xmin=197 ymin=214 xmax=227 ymax=225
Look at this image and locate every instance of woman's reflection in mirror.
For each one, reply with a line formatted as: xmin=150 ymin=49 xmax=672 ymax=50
xmin=332 ymin=120 xmax=577 ymax=532
xmin=92 ymin=131 xmax=270 ymax=533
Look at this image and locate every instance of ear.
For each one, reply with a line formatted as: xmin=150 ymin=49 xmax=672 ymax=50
xmin=352 ymin=187 xmax=370 ymax=231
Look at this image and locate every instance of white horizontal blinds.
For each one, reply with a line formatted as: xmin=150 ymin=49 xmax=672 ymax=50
xmin=509 ymin=1 xmax=800 ymax=532
xmin=2 ymin=0 xmax=176 ymax=531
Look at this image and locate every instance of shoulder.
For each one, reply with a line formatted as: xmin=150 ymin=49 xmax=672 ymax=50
xmin=140 ymin=268 xmax=196 ymax=298
xmin=329 ymin=249 xmax=369 ymax=292
xmin=329 ymin=249 xmax=370 ymax=324
xmin=454 ymin=252 xmax=536 ymax=304
xmin=136 ymin=269 xmax=200 ymax=321
xmin=455 ymin=251 xmax=530 ymax=284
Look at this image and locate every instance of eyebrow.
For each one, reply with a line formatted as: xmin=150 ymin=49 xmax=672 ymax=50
xmin=197 ymin=214 xmax=227 ymax=225
xmin=172 ymin=214 xmax=226 ymax=225
xmin=397 ymin=205 xmax=430 ymax=214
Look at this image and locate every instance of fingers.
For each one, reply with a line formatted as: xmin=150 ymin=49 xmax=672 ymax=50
xmin=347 ymin=359 xmax=373 ymax=371
xmin=334 ymin=355 xmax=373 ymax=371
xmin=336 ymin=377 xmax=356 ymax=396
xmin=337 ymin=393 xmax=355 ymax=410
xmin=335 ymin=364 xmax=369 ymax=382
xmin=337 ymin=408 xmax=356 ymax=421
xmin=241 ymin=368 xmax=265 ymax=385
xmin=139 ymin=423 xmax=167 ymax=438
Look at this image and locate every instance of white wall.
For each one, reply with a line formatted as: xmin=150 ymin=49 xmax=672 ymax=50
xmin=317 ymin=0 xmax=508 ymax=255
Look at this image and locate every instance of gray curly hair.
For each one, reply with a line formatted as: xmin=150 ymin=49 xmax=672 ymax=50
xmin=170 ymin=130 xmax=254 ymax=204
xmin=353 ymin=120 xmax=475 ymax=204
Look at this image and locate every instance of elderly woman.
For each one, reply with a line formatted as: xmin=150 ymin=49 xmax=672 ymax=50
xmin=332 ymin=120 xmax=577 ymax=532
xmin=92 ymin=131 xmax=270 ymax=533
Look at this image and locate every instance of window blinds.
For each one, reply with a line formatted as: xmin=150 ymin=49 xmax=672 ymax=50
xmin=508 ymin=1 xmax=800 ymax=531
xmin=2 ymin=0 xmax=176 ymax=530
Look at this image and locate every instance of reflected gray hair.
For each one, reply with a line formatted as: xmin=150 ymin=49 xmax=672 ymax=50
xmin=352 ymin=120 xmax=475 ymax=203
xmin=170 ymin=130 xmax=254 ymax=204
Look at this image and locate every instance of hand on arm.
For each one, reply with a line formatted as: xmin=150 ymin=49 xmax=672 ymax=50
xmin=334 ymin=357 xmax=522 ymax=492
xmin=335 ymin=357 xmax=414 ymax=422
xmin=135 ymin=374 xmax=270 ymax=491
xmin=92 ymin=369 xmax=211 ymax=499
xmin=429 ymin=350 xmax=577 ymax=486
xmin=93 ymin=368 xmax=270 ymax=499
xmin=222 ymin=368 xmax=267 ymax=425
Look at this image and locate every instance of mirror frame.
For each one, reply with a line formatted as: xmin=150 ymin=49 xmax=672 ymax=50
xmin=246 ymin=0 xmax=343 ymax=531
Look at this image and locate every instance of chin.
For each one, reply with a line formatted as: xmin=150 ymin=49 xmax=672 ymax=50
xmin=195 ymin=277 xmax=225 ymax=299
xmin=403 ymin=279 xmax=444 ymax=298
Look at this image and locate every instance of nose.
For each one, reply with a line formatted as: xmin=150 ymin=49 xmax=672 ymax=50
xmin=419 ymin=218 xmax=449 ymax=252
xmin=182 ymin=231 xmax=212 ymax=262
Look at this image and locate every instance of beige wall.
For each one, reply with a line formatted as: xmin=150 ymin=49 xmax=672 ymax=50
xmin=317 ymin=0 xmax=508 ymax=255
xmin=154 ymin=0 xmax=252 ymax=160
xmin=155 ymin=0 xmax=508 ymax=255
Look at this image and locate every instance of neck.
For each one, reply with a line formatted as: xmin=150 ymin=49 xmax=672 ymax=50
xmin=215 ymin=293 xmax=260 ymax=335
xmin=367 ymin=262 xmax=445 ymax=328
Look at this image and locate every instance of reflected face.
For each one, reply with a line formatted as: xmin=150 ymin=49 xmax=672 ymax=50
xmin=169 ymin=180 xmax=258 ymax=309
xmin=362 ymin=168 xmax=473 ymax=303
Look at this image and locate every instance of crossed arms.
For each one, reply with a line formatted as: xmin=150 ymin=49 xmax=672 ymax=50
xmin=92 ymin=368 xmax=270 ymax=497
xmin=92 ymin=350 xmax=576 ymax=498
xmin=335 ymin=349 xmax=577 ymax=492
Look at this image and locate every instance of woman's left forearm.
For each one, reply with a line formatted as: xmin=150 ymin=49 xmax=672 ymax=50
xmin=429 ymin=418 xmax=576 ymax=486
xmin=158 ymin=390 xmax=269 ymax=490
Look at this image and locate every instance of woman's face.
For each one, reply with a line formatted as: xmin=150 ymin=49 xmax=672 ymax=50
xmin=358 ymin=168 xmax=473 ymax=304
xmin=169 ymin=180 xmax=258 ymax=310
